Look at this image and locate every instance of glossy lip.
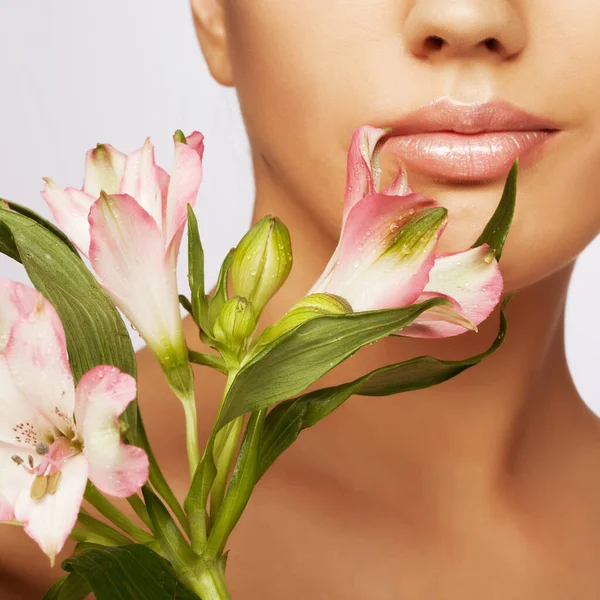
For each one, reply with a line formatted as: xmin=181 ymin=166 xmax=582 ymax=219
xmin=382 ymin=98 xmax=561 ymax=182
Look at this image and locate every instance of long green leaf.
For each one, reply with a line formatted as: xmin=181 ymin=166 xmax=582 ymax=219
xmin=187 ymin=204 xmax=210 ymax=333
xmin=217 ymin=297 xmax=450 ymax=427
xmin=3 ymin=199 xmax=80 ymax=256
xmin=58 ymin=543 xmax=200 ymax=600
xmin=0 ymin=205 xmax=138 ymax=442
xmin=43 ymin=573 xmax=91 ymax=600
xmin=472 ymin=159 xmax=518 ymax=260
xmin=258 ymin=297 xmax=511 ymax=478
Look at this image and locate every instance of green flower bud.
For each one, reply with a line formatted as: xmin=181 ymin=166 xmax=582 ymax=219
xmin=230 ymin=216 xmax=292 ymax=314
xmin=213 ymin=296 xmax=257 ymax=353
xmin=248 ymin=293 xmax=352 ymax=359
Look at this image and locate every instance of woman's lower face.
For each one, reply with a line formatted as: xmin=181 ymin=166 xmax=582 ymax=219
xmin=195 ymin=0 xmax=600 ymax=294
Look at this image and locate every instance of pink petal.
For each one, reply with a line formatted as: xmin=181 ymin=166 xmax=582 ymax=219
xmin=41 ymin=179 xmax=95 ymax=256
xmin=14 ymin=453 xmax=88 ymax=565
xmin=185 ymin=130 xmax=206 ymax=157
xmin=0 ymin=280 xmax=40 ymax=351
xmin=0 ymin=356 xmax=51 ymax=450
xmin=316 ymin=193 xmax=445 ymax=310
xmin=88 ymin=193 xmax=185 ymax=356
xmin=343 ymin=126 xmax=391 ymax=222
xmin=5 ymin=294 xmax=75 ymax=437
xmin=401 ymin=245 xmax=503 ymax=338
xmin=119 ymin=138 xmax=168 ymax=230
xmin=83 ymin=143 xmax=127 ymax=198
xmin=75 ymin=366 xmax=148 ymax=497
xmin=163 ymin=134 xmax=204 ymax=249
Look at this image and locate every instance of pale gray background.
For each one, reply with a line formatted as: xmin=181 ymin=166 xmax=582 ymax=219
xmin=0 ymin=1 xmax=598 ymax=413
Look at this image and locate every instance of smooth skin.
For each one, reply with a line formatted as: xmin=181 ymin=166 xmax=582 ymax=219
xmin=3 ymin=0 xmax=600 ymax=598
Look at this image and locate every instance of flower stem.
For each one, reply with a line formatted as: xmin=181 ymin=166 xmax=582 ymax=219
xmin=77 ymin=511 xmax=132 ymax=545
xmin=84 ymin=484 xmax=154 ymax=544
xmin=127 ymin=493 xmax=153 ymax=529
xmin=182 ymin=393 xmax=200 ymax=479
xmin=69 ymin=527 xmax=117 ymax=547
xmin=137 ymin=422 xmax=191 ymax=536
xmin=190 ymin=563 xmax=232 ymax=600
xmin=210 ymin=416 xmax=244 ymax=519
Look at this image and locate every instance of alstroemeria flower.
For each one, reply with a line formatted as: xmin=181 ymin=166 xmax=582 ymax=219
xmin=41 ymin=131 xmax=204 ymax=365
xmin=310 ymin=126 xmax=503 ymax=337
xmin=0 ymin=280 xmax=148 ymax=563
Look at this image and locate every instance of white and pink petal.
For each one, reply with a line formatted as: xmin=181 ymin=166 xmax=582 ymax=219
xmin=401 ymin=245 xmax=503 ymax=338
xmin=14 ymin=453 xmax=88 ymax=564
xmin=41 ymin=180 xmax=94 ymax=256
xmin=75 ymin=366 xmax=147 ymax=498
xmin=0 ymin=280 xmax=40 ymax=351
xmin=83 ymin=143 xmax=126 ymax=198
xmin=88 ymin=193 xmax=185 ymax=356
xmin=163 ymin=135 xmax=204 ymax=248
xmin=4 ymin=296 xmax=75 ymax=436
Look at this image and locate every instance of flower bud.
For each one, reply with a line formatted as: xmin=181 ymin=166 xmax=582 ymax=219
xmin=213 ymin=296 xmax=257 ymax=353
xmin=248 ymin=293 xmax=352 ymax=359
xmin=230 ymin=216 xmax=292 ymax=314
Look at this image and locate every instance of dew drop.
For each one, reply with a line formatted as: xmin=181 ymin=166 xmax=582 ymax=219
xmin=483 ymin=254 xmax=493 ymax=264
xmin=250 ymin=270 xmax=257 ymax=276
xmin=353 ymin=260 xmax=361 ymax=269
xmin=365 ymin=230 xmax=371 ymax=236
xmin=357 ymin=243 xmax=364 ymax=251
xmin=481 ymin=286 xmax=487 ymax=292
xmin=389 ymin=223 xmax=400 ymax=233
xmin=408 ymin=209 xmax=415 ymax=215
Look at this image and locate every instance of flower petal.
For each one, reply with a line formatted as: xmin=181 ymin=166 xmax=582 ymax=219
xmin=119 ymin=138 xmax=168 ymax=230
xmin=317 ymin=193 xmax=445 ymax=310
xmin=401 ymin=245 xmax=503 ymax=338
xmin=88 ymin=193 xmax=184 ymax=355
xmin=14 ymin=453 xmax=87 ymax=564
xmin=0 ymin=449 xmax=35 ymax=521
xmin=163 ymin=133 xmax=204 ymax=249
xmin=5 ymin=294 xmax=75 ymax=436
xmin=343 ymin=126 xmax=390 ymax=222
xmin=83 ymin=143 xmax=126 ymax=198
xmin=0 ymin=279 xmax=40 ymax=351
xmin=41 ymin=179 xmax=95 ymax=256
xmin=75 ymin=366 xmax=148 ymax=497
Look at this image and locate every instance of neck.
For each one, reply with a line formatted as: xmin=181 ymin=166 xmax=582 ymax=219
xmin=250 ymin=158 xmax=592 ymax=521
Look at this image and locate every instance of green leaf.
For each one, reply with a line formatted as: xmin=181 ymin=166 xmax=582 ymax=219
xmin=2 ymin=199 xmax=80 ymax=256
xmin=43 ymin=573 xmax=91 ymax=600
xmin=58 ymin=543 xmax=200 ymax=600
xmin=204 ymin=410 xmax=266 ymax=559
xmin=0 ymin=205 xmax=138 ymax=443
xmin=187 ymin=204 xmax=210 ymax=333
xmin=217 ymin=297 xmax=451 ymax=428
xmin=258 ymin=297 xmax=511 ymax=478
xmin=472 ymin=159 xmax=517 ymax=260
xmin=142 ymin=487 xmax=197 ymax=580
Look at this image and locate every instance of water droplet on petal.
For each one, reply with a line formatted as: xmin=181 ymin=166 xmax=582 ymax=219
xmin=481 ymin=286 xmax=487 ymax=292
xmin=357 ymin=243 xmax=364 ymax=251
xmin=365 ymin=230 xmax=371 ymax=236
xmin=436 ymin=273 xmax=445 ymax=280
xmin=408 ymin=209 xmax=415 ymax=215
xmin=353 ymin=260 xmax=361 ymax=269
xmin=390 ymin=223 xmax=400 ymax=233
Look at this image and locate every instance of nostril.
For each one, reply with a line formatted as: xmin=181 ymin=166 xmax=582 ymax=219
xmin=423 ymin=35 xmax=445 ymax=52
xmin=483 ymin=37 xmax=501 ymax=52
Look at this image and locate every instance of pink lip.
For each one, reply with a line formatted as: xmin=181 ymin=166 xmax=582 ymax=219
xmin=382 ymin=99 xmax=560 ymax=181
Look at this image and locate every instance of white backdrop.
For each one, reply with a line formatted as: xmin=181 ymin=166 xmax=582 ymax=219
xmin=0 ymin=1 xmax=597 ymax=413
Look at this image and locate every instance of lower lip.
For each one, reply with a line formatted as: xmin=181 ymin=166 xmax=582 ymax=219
xmin=384 ymin=130 xmax=557 ymax=181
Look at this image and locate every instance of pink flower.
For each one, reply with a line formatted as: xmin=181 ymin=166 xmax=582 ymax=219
xmin=41 ymin=132 xmax=204 ymax=364
xmin=310 ymin=126 xmax=503 ymax=337
xmin=0 ymin=280 xmax=148 ymax=564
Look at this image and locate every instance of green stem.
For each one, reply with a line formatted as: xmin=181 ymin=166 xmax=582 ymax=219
xmin=210 ymin=416 xmax=244 ymax=519
xmin=188 ymin=350 xmax=228 ymax=374
xmin=127 ymin=493 xmax=153 ymax=529
xmin=77 ymin=512 xmax=132 ymax=545
xmin=69 ymin=527 xmax=116 ymax=546
xmin=137 ymin=423 xmax=191 ymax=537
xmin=190 ymin=563 xmax=232 ymax=600
xmin=182 ymin=394 xmax=200 ymax=479
xmin=85 ymin=485 xmax=154 ymax=544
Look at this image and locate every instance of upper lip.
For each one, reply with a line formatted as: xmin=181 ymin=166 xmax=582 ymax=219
xmin=387 ymin=98 xmax=560 ymax=135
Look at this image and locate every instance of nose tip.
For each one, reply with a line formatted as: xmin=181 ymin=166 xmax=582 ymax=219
xmin=404 ymin=0 xmax=527 ymax=61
